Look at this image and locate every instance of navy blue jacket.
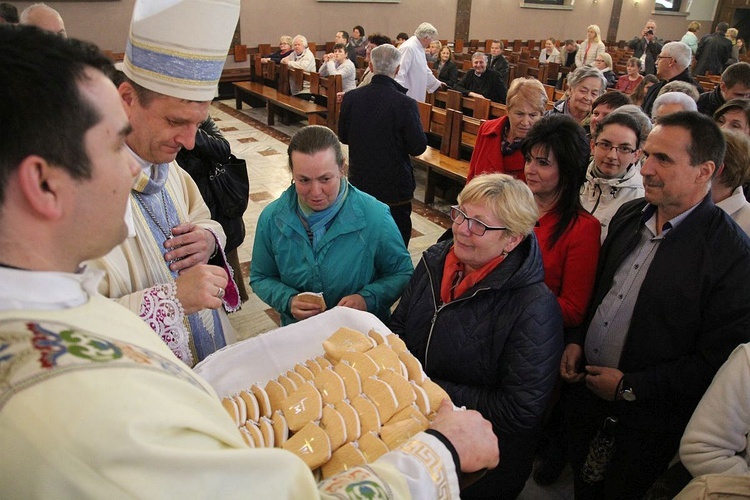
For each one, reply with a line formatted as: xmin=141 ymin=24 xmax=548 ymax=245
xmin=572 ymin=196 xmax=750 ymax=432
xmin=390 ymin=235 xmax=563 ymax=497
xmin=338 ymin=75 xmax=427 ymax=204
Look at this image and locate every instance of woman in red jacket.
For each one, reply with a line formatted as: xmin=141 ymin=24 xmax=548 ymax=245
xmin=466 ymin=77 xmax=548 ymax=182
xmin=523 ymin=114 xmax=602 ymax=485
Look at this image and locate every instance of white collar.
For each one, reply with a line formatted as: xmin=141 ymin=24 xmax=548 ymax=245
xmin=716 ymin=186 xmax=748 ymax=214
xmin=0 ymin=266 xmax=104 ymax=312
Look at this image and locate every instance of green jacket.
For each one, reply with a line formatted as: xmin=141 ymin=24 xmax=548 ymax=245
xmin=250 ymin=183 xmax=413 ymax=325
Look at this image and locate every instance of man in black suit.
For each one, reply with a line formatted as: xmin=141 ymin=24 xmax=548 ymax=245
xmin=488 ymin=40 xmax=509 ymax=85
xmin=454 ymin=51 xmax=507 ymax=104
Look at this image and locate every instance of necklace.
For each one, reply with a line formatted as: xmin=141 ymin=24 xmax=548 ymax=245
xmin=134 ymin=190 xmax=173 ymax=240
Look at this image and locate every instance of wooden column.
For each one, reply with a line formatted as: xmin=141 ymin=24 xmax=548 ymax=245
xmin=607 ymin=0 xmax=624 ymax=44
xmin=455 ymin=0 xmax=472 ymax=44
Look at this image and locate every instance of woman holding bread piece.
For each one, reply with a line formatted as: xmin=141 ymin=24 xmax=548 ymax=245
xmin=250 ymin=125 xmax=413 ymax=326
xmin=390 ymin=174 xmax=563 ymax=498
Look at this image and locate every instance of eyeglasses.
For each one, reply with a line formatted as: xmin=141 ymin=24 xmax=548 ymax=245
xmin=656 ymin=55 xmax=673 ymax=61
xmin=450 ymin=206 xmax=507 ymax=236
xmin=595 ymin=141 xmax=637 ymax=155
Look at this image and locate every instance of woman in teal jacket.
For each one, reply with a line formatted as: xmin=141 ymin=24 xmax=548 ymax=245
xmin=250 ymin=126 xmax=413 ymax=326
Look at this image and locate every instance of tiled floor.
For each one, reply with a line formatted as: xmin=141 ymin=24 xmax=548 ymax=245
xmin=211 ymin=98 xmax=573 ymax=499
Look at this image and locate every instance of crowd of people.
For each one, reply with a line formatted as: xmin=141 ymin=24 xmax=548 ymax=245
xmin=4 ymin=2 xmax=750 ymax=498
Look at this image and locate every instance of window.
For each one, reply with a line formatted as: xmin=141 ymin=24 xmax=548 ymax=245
xmin=654 ymin=0 xmax=681 ymax=11
xmin=520 ymin=0 xmax=571 ymax=10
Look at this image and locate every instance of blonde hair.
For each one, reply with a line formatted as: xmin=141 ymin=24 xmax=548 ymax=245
xmin=688 ymin=21 xmax=701 ymax=33
xmin=587 ymin=25 xmax=602 ymax=44
xmin=597 ymin=52 xmax=613 ymax=70
xmin=506 ymin=77 xmax=547 ymax=114
xmin=457 ymin=174 xmax=539 ymax=238
xmin=720 ymin=128 xmax=750 ymax=190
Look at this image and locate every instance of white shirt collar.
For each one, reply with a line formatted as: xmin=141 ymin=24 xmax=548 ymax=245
xmin=0 ymin=266 xmax=104 ymax=312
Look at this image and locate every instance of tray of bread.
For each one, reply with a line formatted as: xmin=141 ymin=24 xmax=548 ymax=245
xmin=194 ymin=307 xmax=450 ymax=478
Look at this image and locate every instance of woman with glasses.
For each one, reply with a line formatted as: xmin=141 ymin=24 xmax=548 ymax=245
xmin=593 ymin=52 xmax=617 ymax=88
xmin=581 ymin=110 xmax=647 ymax=242
xmin=261 ymin=35 xmax=293 ymax=64
xmin=390 ymin=173 xmax=563 ymax=499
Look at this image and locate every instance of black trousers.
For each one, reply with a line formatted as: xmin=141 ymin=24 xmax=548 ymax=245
xmin=566 ymin=382 xmax=683 ymax=500
xmin=387 ymin=201 xmax=412 ymax=248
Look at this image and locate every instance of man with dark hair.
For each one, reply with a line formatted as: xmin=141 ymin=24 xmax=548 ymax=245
xmin=454 ymin=51 xmax=507 ymax=104
xmin=563 ymin=39 xmax=579 ymax=67
xmin=339 ymin=44 xmax=427 ymax=245
xmin=564 ymin=111 xmax=750 ymax=499
xmin=697 ymin=62 xmax=750 ymax=116
xmin=335 ymin=29 xmax=357 ymax=65
xmin=695 ymin=22 xmax=733 ymax=76
xmin=0 ymin=23 xmax=500 ymax=498
xmin=0 ymin=2 xmax=18 ymax=23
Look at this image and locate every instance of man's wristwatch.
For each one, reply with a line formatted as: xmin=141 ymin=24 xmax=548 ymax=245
xmin=619 ymin=377 xmax=636 ymax=402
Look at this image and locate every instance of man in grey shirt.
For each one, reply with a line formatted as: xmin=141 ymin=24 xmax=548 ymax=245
xmin=561 ymin=112 xmax=750 ymax=499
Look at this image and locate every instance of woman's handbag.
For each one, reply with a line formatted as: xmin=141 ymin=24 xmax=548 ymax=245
xmin=208 ymin=154 xmax=249 ymax=219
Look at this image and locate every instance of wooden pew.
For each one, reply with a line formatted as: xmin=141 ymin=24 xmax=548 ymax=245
xmin=430 ymin=89 xmax=490 ymax=119
xmin=234 ymin=66 xmax=341 ymax=130
xmin=412 ymin=103 xmax=470 ymax=204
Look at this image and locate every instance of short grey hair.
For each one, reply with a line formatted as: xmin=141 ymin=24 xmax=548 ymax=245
xmin=414 ymin=22 xmax=438 ymax=40
xmin=662 ymin=41 xmax=692 ymax=70
xmin=19 ymin=3 xmax=56 ymax=23
xmin=293 ymin=34 xmax=308 ymax=48
xmin=657 ymin=80 xmax=700 ymax=101
xmin=567 ymin=66 xmax=607 ymax=95
xmin=652 ymin=92 xmax=698 ymax=120
xmin=472 ymin=51 xmax=488 ymax=62
xmin=371 ymin=44 xmax=401 ymax=77
xmin=610 ymin=104 xmax=653 ymax=144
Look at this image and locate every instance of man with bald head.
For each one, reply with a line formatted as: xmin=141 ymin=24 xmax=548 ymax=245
xmin=20 ymin=3 xmax=65 ymax=37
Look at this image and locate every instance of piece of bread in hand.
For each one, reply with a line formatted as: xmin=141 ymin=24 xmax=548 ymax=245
xmin=297 ymin=291 xmax=326 ymax=311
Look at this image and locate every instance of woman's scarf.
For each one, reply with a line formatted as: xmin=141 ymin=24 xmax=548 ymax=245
xmin=297 ymin=178 xmax=349 ymax=250
xmin=440 ymin=246 xmax=507 ymax=303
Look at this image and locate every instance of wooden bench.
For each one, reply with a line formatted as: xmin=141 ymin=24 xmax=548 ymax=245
xmin=429 ymin=89 xmax=491 ymax=119
xmin=412 ymin=103 xmax=471 ymax=204
xmin=234 ymin=66 xmax=341 ymax=129
xmin=235 ymin=81 xmax=329 ymax=126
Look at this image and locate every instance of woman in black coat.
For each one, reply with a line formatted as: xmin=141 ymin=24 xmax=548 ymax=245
xmin=176 ymin=116 xmax=249 ymax=301
xmin=390 ymin=174 xmax=563 ymax=499
xmin=436 ymin=46 xmax=459 ymax=88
